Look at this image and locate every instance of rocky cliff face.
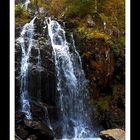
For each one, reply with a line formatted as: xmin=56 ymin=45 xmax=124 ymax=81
xmin=75 ymin=33 xmax=125 ymax=129
xmin=15 ymin=17 xmax=58 ymax=139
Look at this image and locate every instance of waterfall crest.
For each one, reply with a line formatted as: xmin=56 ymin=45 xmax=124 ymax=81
xmin=24 ymin=0 xmax=30 ymax=10
xmin=47 ymin=17 xmax=96 ymax=139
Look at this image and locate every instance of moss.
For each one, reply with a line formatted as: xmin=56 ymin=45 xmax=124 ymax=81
xmin=118 ymin=35 xmax=125 ymax=49
xmin=15 ymin=4 xmax=24 ymax=17
xmin=112 ymin=84 xmax=124 ymax=99
xmin=99 ymin=13 xmax=109 ymax=23
xmin=77 ymin=25 xmax=110 ymax=41
xmin=86 ymin=31 xmax=110 ymax=41
xmin=96 ymin=96 xmax=111 ymax=112
xmin=73 ymin=15 xmax=110 ymax=42
xmin=112 ymin=84 xmax=121 ymax=102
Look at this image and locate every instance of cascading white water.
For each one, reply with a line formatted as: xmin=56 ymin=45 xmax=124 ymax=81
xmin=55 ymin=138 xmax=101 ymax=140
xmin=24 ymin=0 xmax=30 ymax=10
xmin=17 ymin=16 xmax=36 ymax=120
xmin=47 ymin=17 xmax=100 ymax=139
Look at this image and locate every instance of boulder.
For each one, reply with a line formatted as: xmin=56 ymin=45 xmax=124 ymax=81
xmin=100 ymin=128 xmax=125 ymax=140
xmin=15 ymin=112 xmax=54 ymax=140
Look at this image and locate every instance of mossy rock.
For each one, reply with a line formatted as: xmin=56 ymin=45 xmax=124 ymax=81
xmin=96 ymin=96 xmax=111 ymax=112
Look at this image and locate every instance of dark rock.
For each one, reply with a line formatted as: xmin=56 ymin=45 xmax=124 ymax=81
xmin=15 ymin=18 xmax=57 ymax=138
xmin=16 ymin=128 xmax=28 ymax=139
xmin=15 ymin=25 xmax=22 ymax=38
xmin=117 ymin=96 xmax=125 ymax=109
xmin=24 ymin=120 xmax=54 ymax=140
xmin=34 ymin=17 xmax=46 ymax=34
xmin=15 ymin=112 xmax=54 ymax=140
xmin=15 ymin=21 xmax=56 ymax=110
xmin=100 ymin=108 xmax=125 ymax=129
xmin=15 ymin=134 xmax=23 ymax=140
xmin=26 ymin=135 xmax=37 ymax=140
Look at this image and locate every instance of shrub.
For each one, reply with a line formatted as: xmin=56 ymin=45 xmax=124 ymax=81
xmin=65 ymin=0 xmax=94 ymax=18
xmin=15 ymin=4 xmax=30 ymax=25
xmin=15 ymin=4 xmax=24 ymax=17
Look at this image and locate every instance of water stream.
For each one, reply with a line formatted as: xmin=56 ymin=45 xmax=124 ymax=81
xmin=16 ymin=14 xmax=101 ymax=139
xmin=47 ymin=17 xmax=99 ymax=139
xmin=24 ymin=0 xmax=30 ymax=10
xmin=17 ymin=16 xmax=36 ymax=120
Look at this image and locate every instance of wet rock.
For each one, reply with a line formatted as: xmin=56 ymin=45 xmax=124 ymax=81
xmin=15 ymin=112 xmax=54 ymax=140
xmin=100 ymin=129 xmax=125 ymax=140
xmin=24 ymin=120 xmax=54 ymax=140
xmin=101 ymin=109 xmax=125 ymax=129
xmin=15 ymin=134 xmax=23 ymax=140
xmin=15 ymin=20 xmax=56 ymax=138
xmin=34 ymin=17 xmax=45 ymax=34
xmin=15 ymin=21 xmax=56 ymax=110
xmin=26 ymin=135 xmax=37 ymax=140
xmin=16 ymin=128 xmax=28 ymax=139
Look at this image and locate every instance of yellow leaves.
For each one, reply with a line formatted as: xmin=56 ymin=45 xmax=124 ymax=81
xmin=99 ymin=13 xmax=109 ymax=23
xmin=97 ymin=96 xmax=111 ymax=112
xmin=47 ymin=0 xmax=66 ymax=17
xmin=77 ymin=24 xmax=110 ymax=41
xmin=87 ymin=31 xmax=110 ymax=41
xmin=30 ymin=0 xmax=46 ymax=7
xmin=15 ymin=4 xmax=30 ymax=25
xmin=76 ymin=16 xmax=110 ymax=41
xmin=78 ymin=26 xmax=86 ymax=33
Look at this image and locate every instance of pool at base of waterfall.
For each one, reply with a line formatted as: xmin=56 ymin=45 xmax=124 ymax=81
xmin=54 ymin=138 xmax=101 ymax=140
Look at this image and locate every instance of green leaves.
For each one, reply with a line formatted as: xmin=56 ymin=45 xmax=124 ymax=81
xmin=15 ymin=4 xmax=25 ymax=17
xmin=15 ymin=4 xmax=30 ymax=25
xmin=65 ymin=0 xmax=94 ymax=18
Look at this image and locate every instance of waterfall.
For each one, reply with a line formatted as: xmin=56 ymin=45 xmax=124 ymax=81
xmin=17 ymin=16 xmax=36 ymax=120
xmin=47 ymin=17 xmax=97 ymax=139
xmin=24 ymin=0 xmax=30 ymax=10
